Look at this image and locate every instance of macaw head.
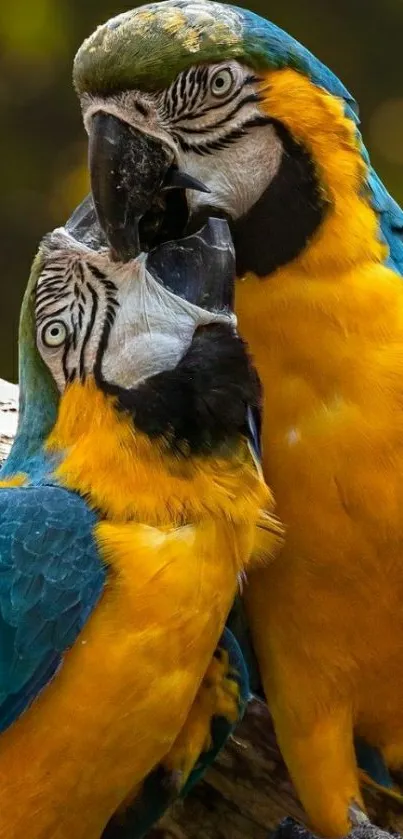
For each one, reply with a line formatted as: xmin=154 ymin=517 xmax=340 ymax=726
xmin=4 ymin=189 xmax=258 ymax=480
xmin=33 ymin=199 xmax=235 ymax=395
xmin=72 ymin=0 xmax=401 ymax=281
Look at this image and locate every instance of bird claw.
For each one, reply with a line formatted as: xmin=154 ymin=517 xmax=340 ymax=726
xmin=348 ymin=800 xmax=370 ymax=827
xmin=161 ymin=767 xmax=185 ymax=797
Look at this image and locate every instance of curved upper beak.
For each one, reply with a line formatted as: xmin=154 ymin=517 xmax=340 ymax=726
xmin=88 ymin=112 xmax=209 ymax=262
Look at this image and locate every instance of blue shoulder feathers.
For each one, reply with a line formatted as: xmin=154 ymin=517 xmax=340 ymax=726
xmin=0 ymin=485 xmax=105 ymax=733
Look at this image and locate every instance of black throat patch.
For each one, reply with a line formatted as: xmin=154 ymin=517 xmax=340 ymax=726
xmin=233 ymin=120 xmax=328 ymax=276
xmin=97 ymin=323 xmax=261 ymax=456
xmin=188 ymin=119 xmax=328 ymax=278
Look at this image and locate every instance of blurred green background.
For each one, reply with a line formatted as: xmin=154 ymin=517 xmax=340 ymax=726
xmin=1 ymin=0 xmax=402 ymax=381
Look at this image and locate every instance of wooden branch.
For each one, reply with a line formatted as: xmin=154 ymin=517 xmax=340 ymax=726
xmin=0 ymin=378 xmax=18 ymax=463
xmin=1 ymin=379 xmax=403 ymax=838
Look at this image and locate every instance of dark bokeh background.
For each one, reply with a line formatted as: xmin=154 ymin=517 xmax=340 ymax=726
xmin=1 ymin=0 xmax=403 ymax=381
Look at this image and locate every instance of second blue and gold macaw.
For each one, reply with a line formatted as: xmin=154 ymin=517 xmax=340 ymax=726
xmin=71 ymin=2 xmax=403 ymax=835
xmin=0 ymin=201 xmax=279 ymax=837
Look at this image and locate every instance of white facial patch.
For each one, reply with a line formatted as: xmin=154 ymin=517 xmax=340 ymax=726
xmin=36 ymin=230 xmax=235 ymax=392
xmin=35 ymin=239 xmax=118 ymax=392
xmin=179 ymin=122 xmax=283 ymax=220
xmin=102 ymin=258 xmax=234 ymax=388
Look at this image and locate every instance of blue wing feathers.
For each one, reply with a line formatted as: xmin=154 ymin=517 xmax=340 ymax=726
xmin=0 ymin=485 xmax=105 ymax=733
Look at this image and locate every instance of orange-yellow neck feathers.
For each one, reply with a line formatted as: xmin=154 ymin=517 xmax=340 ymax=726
xmin=235 ymin=69 xmax=403 ymax=504
xmin=46 ymin=378 xmax=274 ymax=546
xmin=258 ymin=68 xmax=385 ymax=276
xmin=236 ymin=69 xmax=403 ymax=412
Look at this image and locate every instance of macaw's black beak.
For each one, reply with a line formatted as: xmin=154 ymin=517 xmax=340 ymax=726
xmin=146 ymin=217 xmax=235 ymax=312
xmin=89 ymin=112 xmax=209 ymax=262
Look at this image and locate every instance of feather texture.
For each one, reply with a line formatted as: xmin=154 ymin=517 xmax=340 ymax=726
xmin=0 ymin=484 xmax=103 ymax=733
xmin=0 ymin=372 xmax=276 ymax=838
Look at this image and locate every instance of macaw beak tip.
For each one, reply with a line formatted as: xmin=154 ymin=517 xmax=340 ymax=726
xmin=163 ymin=166 xmax=211 ymax=195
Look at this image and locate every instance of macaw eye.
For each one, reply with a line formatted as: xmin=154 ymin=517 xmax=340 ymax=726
xmin=41 ymin=320 xmax=68 ymax=348
xmin=210 ymin=68 xmax=234 ymax=98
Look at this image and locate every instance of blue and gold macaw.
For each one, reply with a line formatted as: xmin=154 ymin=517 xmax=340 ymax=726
xmin=0 ymin=197 xmax=280 ymax=838
xmin=71 ymin=2 xmax=403 ymax=835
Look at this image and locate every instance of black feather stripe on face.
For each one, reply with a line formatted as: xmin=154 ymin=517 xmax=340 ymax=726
xmin=172 ymin=93 xmax=262 ymax=132
xmin=158 ymin=63 xmax=263 ymax=150
xmin=174 ymin=114 xmax=272 ymax=155
xmin=35 ymin=249 xmax=119 ymax=389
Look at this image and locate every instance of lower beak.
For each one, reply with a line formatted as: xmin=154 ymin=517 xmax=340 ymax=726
xmin=146 ymin=217 xmax=235 ymax=311
xmin=88 ymin=112 xmax=210 ymax=262
xmin=89 ymin=112 xmax=173 ymax=262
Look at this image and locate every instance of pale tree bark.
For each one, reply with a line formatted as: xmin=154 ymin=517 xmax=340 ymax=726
xmin=1 ymin=378 xmax=403 ymax=838
xmin=0 ymin=378 xmax=18 ymax=462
